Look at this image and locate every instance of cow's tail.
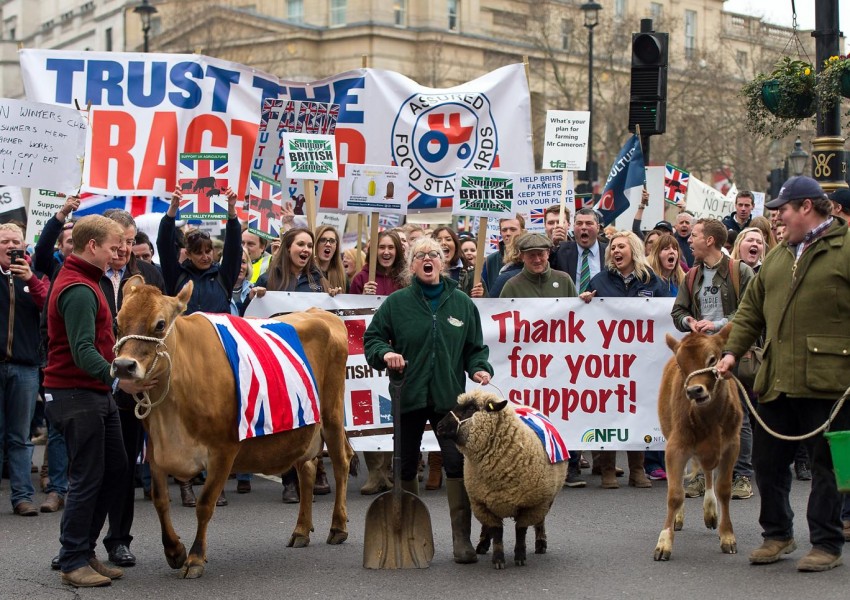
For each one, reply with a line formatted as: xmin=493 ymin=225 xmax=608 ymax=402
xmin=348 ymin=444 xmax=360 ymax=477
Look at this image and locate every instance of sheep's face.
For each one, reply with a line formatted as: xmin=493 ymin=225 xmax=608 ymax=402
xmin=437 ymin=393 xmax=508 ymax=447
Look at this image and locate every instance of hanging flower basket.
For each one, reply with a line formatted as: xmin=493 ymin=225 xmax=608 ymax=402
xmin=815 ymin=54 xmax=850 ymax=114
xmin=741 ymin=57 xmax=817 ymax=139
xmin=841 ymin=70 xmax=850 ymax=98
xmin=760 ymin=80 xmax=816 ymax=118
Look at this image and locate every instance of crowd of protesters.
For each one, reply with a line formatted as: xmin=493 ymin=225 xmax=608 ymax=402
xmin=1 ymin=179 xmax=848 ymax=585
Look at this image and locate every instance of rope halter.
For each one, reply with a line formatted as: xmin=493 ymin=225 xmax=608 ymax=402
xmin=682 ymin=365 xmax=723 ymax=399
xmin=112 ymin=320 xmax=176 ymax=420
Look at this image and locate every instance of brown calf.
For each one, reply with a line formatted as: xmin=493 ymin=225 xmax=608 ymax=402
xmin=653 ymin=323 xmax=743 ymax=561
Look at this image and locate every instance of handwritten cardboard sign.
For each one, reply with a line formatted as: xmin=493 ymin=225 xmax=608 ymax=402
xmin=0 ymin=98 xmax=86 ymax=193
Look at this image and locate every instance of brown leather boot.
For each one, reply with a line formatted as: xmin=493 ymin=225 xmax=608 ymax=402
xmin=627 ymin=451 xmax=651 ymax=488
xmin=313 ymin=459 xmax=331 ymax=495
xmin=425 ymin=452 xmax=443 ymax=490
xmin=60 ymin=565 xmax=111 ymax=587
xmin=40 ymin=492 xmax=65 ymax=513
xmin=598 ymin=451 xmax=619 ymax=489
xmin=178 ymin=479 xmax=196 ymax=507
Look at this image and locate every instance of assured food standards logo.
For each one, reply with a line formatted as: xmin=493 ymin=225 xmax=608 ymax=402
xmin=391 ymin=93 xmax=499 ymax=207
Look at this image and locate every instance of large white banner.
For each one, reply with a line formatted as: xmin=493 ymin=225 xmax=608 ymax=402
xmin=685 ymin=174 xmax=735 ymax=220
xmin=21 ymin=51 xmax=533 ymax=211
xmin=246 ymin=294 xmax=679 ymax=451
xmin=0 ymin=98 xmax=86 ymax=193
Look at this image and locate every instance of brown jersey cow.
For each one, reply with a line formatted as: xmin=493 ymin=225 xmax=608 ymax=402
xmin=653 ymin=323 xmax=743 ymax=562
xmin=112 ymin=275 xmax=354 ymax=578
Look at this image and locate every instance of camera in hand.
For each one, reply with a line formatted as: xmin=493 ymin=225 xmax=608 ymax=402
xmin=9 ymin=249 xmax=25 ymax=263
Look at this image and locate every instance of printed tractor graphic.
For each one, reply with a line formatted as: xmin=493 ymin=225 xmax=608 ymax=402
xmin=422 ymin=113 xmax=474 ymax=162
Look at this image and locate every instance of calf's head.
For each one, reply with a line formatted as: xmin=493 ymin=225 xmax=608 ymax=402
xmin=666 ymin=323 xmax=733 ymax=405
xmin=111 ymin=275 xmax=192 ymax=380
xmin=437 ymin=389 xmax=508 ymax=447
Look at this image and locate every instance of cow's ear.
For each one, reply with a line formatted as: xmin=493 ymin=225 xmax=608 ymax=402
xmin=717 ymin=322 xmax=733 ymax=343
xmin=485 ymin=399 xmax=508 ymax=412
xmin=123 ymin=274 xmax=146 ymax=299
xmin=176 ymin=280 xmax=194 ymax=314
xmin=666 ymin=333 xmax=680 ymax=353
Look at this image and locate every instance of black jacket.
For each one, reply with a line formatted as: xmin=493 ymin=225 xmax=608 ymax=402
xmin=550 ymin=240 xmax=607 ymax=284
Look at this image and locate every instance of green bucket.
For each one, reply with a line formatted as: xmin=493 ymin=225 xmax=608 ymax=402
xmin=824 ymin=430 xmax=850 ymax=493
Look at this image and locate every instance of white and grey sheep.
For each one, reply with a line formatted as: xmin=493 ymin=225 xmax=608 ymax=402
xmin=436 ymin=389 xmax=567 ymax=569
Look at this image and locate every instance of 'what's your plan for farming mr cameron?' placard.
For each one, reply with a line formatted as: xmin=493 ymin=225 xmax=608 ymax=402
xmin=542 ymin=110 xmax=589 ymax=171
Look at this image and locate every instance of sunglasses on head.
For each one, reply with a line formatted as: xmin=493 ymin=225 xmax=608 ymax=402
xmin=62 ymin=222 xmax=74 ymax=231
xmin=186 ymin=230 xmax=211 ymax=243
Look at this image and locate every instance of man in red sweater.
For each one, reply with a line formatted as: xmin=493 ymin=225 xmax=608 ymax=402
xmin=43 ymin=215 xmax=156 ymax=588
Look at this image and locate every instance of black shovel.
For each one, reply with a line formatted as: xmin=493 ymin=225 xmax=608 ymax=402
xmin=363 ymin=367 xmax=434 ymax=569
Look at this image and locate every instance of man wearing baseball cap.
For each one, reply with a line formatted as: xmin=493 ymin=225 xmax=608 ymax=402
xmin=717 ymin=175 xmax=850 ymax=572
xmin=829 ymin=188 xmax=850 ymax=218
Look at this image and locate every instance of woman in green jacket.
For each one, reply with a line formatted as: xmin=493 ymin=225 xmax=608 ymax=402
xmin=364 ymin=236 xmax=493 ymax=564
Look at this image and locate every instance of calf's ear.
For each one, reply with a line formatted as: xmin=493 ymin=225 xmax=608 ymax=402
xmin=123 ymin=274 xmax=146 ymax=299
xmin=175 ymin=280 xmax=194 ymax=314
xmin=717 ymin=322 xmax=733 ymax=343
xmin=485 ymin=399 xmax=508 ymax=412
xmin=665 ymin=333 xmax=681 ymax=353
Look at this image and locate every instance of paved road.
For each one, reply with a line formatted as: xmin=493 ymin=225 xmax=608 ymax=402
xmin=1 ymin=449 xmax=846 ymax=599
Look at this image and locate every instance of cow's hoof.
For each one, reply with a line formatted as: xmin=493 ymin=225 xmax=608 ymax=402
xmin=534 ymin=539 xmax=547 ymax=554
xmin=720 ymin=538 xmax=737 ymax=554
xmin=288 ymin=534 xmax=310 ymax=548
xmin=476 ymin=540 xmax=490 ymax=555
xmin=654 ymin=547 xmax=671 ymax=561
xmin=165 ymin=545 xmax=187 ymax=570
xmin=181 ymin=563 xmax=204 ymax=579
xmin=326 ymin=529 xmax=348 ymax=545
xmin=514 ymin=555 xmax=526 ymax=566
xmin=704 ymin=514 xmax=718 ymax=530
xmin=492 ymin=551 xmax=505 ymax=569
xmin=673 ymin=520 xmax=684 ymax=532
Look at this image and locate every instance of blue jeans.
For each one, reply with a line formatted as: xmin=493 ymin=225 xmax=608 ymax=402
xmin=45 ymin=388 xmax=127 ymax=573
xmin=45 ymin=419 xmax=69 ymax=496
xmin=0 ymin=362 xmax=39 ymax=507
xmin=734 ymin=388 xmax=754 ymax=479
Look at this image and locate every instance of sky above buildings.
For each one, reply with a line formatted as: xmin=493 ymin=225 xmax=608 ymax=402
xmin=724 ymin=0 xmax=848 ymax=32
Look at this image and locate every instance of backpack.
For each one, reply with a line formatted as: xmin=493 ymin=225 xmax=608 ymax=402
xmin=685 ymin=258 xmax=740 ymax=306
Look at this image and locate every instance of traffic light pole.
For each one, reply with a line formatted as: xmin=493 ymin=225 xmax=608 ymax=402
xmin=812 ymin=0 xmax=846 ymax=191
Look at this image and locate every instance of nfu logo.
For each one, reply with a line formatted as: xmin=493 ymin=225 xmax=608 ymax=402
xmin=581 ymin=428 xmax=630 ymax=443
xmin=391 ymin=93 xmax=498 ymax=208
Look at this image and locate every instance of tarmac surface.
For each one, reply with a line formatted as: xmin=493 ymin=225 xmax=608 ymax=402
xmin=0 ymin=448 xmax=847 ymax=599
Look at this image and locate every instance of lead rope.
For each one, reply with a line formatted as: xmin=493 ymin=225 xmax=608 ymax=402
xmin=113 ymin=321 xmax=176 ymax=420
xmin=684 ymin=366 xmax=848 ymax=441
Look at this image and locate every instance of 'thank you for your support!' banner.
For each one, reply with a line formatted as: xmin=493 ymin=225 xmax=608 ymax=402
xmin=20 ymin=50 xmax=533 ymax=210
xmin=246 ymin=294 xmax=679 ymax=452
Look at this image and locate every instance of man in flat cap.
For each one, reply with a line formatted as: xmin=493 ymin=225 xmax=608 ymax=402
xmin=718 ymin=175 xmax=850 ymax=572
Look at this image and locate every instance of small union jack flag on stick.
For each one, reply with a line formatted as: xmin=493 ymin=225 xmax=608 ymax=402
xmin=248 ymin=172 xmax=283 ymax=241
xmin=177 ymin=153 xmax=229 ymax=219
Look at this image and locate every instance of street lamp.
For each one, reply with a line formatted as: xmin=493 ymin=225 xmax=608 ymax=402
xmin=788 ymin=137 xmax=809 ymax=177
xmin=581 ymin=1 xmax=602 ymax=189
xmin=133 ymin=0 xmax=158 ymax=53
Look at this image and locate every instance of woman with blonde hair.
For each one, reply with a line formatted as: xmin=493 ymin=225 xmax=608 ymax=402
xmin=579 ymin=230 xmax=667 ymax=489
xmin=731 ymin=226 xmax=766 ymax=272
xmin=647 ymin=233 xmax=686 ymax=296
xmin=314 ymin=225 xmax=347 ymax=291
xmin=342 ymin=247 xmax=366 ymax=280
xmin=748 ymin=216 xmax=776 ymax=253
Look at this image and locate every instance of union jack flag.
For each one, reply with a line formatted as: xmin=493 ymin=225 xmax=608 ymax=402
xmin=489 ymin=235 xmax=502 ymax=251
xmin=529 ymin=208 xmax=546 ymax=225
xmin=177 ymin=153 xmax=229 ymax=219
xmin=76 ymin=193 xmax=169 ymax=217
xmin=513 ymin=405 xmax=569 ymax=464
xmin=200 ymin=313 xmax=320 ymax=441
xmin=664 ymin=163 xmax=690 ymax=205
xmin=248 ymin=173 xmax=283 ymax=241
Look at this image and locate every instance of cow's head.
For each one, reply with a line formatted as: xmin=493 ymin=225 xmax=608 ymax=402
xmin=436 ymin=389 xmax=508 ymax=447
xmin=666 ymin=323 xmax=733 ymax=404
xmin=111 ymin=275 xmax=193 ymax=380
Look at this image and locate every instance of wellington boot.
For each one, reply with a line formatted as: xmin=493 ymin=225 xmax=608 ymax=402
xmin=360 ymin=452 xmax=392 ymax=495
xmin=627 ymin=451 xmax=651 ymax=488
xmin=400 ymin=478 xmax=419 ymax=496
xmin=425 ymin=452 xmax=443 ymax=490
xmin=178 ymin=479 xmax=196 ymax=507
xmin=446 ymin=478 xmax=478 ymax=564
xmin=598 ymin=451 xmax=619 ymax=489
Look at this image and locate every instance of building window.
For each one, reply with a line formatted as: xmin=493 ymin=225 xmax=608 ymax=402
xmin=288 ymin=0 xmax=304 ymax=23
xmin=684 ymin=10 xmax=697 ymax=59
xmin=105 ymin=27 xmax=112 ymax=51
xmin=330 ymin=0 xmax=346 ymax=27
xmin=448 ymin=0 xmax=459 ymax=32
xmin=650 ymin=2 xmax=662 ymax=23
xmin=561 ymin=19 xmax=572 ymax=52
xmin=615 ymin=0 xmax=626 ymax=19
xmin=394 ymin=0 xmax=407 ymax=27
xmin=736 ymin=50 xmax=748 ymax=68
